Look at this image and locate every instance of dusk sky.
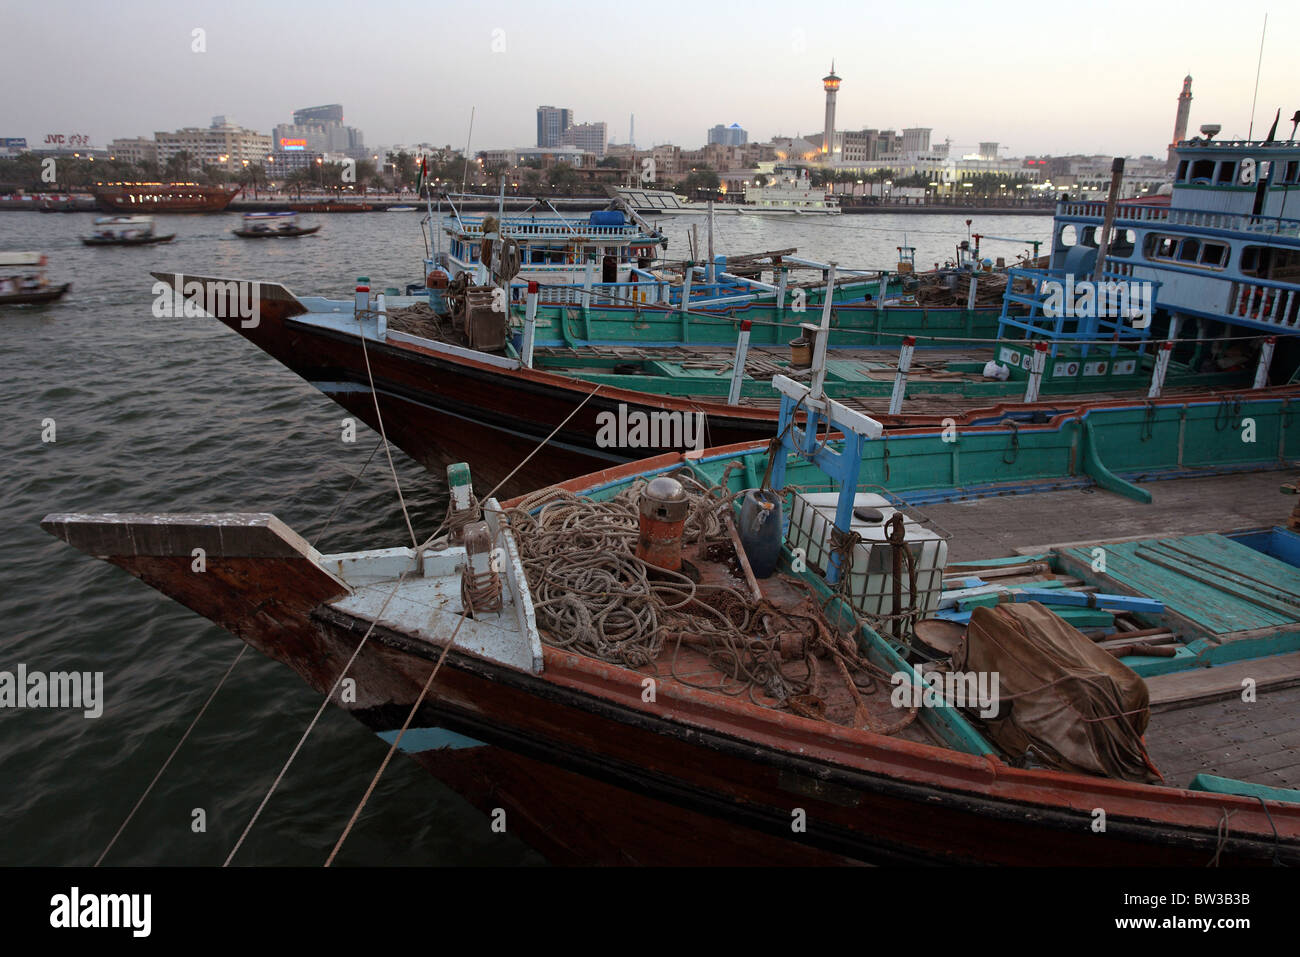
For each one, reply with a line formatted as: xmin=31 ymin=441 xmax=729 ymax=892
xmin=3 ymin=0 xmax=1296 ymax=157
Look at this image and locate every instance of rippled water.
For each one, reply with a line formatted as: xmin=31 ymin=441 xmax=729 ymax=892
xmin=0 ymin=208 xmax=1049 ymax=865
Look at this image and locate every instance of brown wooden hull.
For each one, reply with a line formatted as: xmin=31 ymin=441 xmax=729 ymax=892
xmin=93 ymin=185 xmax=240 ymax=213
xmin=191 ymin=290 xmax=1300 ymax=498
xmin=41 ymin=511 xmax=1300 ymax=866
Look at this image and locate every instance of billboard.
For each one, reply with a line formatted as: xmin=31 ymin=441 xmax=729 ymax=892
xmin=279 ymin=138 xmax=307 ymax=151
xmin=1 ymin=137 xmax=27 ymax=150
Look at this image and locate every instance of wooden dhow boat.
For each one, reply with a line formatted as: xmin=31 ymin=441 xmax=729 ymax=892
xmin=43 ymin=370 xmax=1300 ymax=865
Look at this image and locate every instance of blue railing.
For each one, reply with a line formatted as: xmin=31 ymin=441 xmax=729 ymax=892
xmin=997 ymin=267 xmax=1160 ymax=358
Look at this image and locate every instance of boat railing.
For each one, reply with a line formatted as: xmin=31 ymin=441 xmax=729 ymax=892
xmin=451 ymin=219 xmax=648 ymax=241
xmin=1227 ymin=275 xmax=1300 ymax=329
xmin=1058 ymin=201 xmax=1300 ymax=238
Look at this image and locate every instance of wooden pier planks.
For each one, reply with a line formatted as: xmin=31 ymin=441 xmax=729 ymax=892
xmin=1062 ymin=533 xmax=1300 ymax=638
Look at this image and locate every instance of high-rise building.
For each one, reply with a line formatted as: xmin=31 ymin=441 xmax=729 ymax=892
xmin=822 ymin=63 xmax=841 ymax=158
xmin=276 ymin=104 xmax=366 ymax=160
xmin=1167 ymin=75 xmax=1193 ymax=170
xmin=149 ymin=118 xmax=272 ymax=172
xmin=294 ymin=104 xmax=345 ymax=125
xmin=536 ymin=106 xmax=573 ymax=148
xmin=978 ymin=142 xmax=999 ymax=160
xmin=708 ymin=123 xmax=748 ymax=147
xmin=562 ymin=121 xmax=607 ymax=157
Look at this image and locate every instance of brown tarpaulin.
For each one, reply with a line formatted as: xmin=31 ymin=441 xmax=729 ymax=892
xmin=954 ymin=601 xmax=1161 ymax=783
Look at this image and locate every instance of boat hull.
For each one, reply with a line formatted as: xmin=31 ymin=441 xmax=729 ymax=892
xmin=41 ymin=509 xmax=1300 ymax=866
xmin=0 ymin=283 xmax=70 ymax=305
xmin=93 ymin=185 xmax=240 ymax=213
xmin=80 ymin=234 xmax=175 ymax=246
xmin=232 ymin=225 xmax=322 ymax=238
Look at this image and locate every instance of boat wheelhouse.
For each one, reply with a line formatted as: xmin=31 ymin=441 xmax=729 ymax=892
xmin=741 ymin=165 xmax=841 ymax=215
xmin=1003 ymin=136 xmax=1300 ymax=391
xmin=430 ymin=206 xmax=666 ymax=292
xmin=0 ymin=252 xmax=70 ymax=305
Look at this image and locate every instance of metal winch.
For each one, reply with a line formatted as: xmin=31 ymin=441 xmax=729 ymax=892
xmin=635 ymin=476 xmax=690 ymax=571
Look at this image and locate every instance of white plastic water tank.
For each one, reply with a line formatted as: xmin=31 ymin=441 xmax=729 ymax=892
xmin=787 ymin=492 xmax=948 ymax=619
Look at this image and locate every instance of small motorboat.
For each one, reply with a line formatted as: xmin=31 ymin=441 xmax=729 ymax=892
xmin=233 ymin=211 xmax=321 ymax=238
xmin=81 ymin=216 xmax=175 ymax=247
xmin=0 ymin=252 xmax=70 ymax=305
xmin=387 ymin=205 xmax=418 ymax=212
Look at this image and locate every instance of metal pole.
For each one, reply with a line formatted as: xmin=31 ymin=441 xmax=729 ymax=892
xmin=707 ymin=200 xmax=716 ymax=285
xmin=809 ymin=262 xmax=837 ymax=401
xmin=1148 ymin=341 xmax=1173 ymax=398
xmin=1253 ymin=335 xmax=1276 ymax=389
xmin=727 ymin=319 xmax=752 ymax=405
xmin=582 ymin=257 xmax=594 ymax=312
xmin=888 ymin=335 xmax=915 ymax=414
xmin=775 ymin=265 xmax=788 ymax=312
xmin=1023 ymin=341 xmax=1048 ymax=403
xmin=1092 ymin=157 xmax=1125 ymax=282
xmin=877 ymin=270 xmax=888 ymax=313
xmin=521 ymin=282 xmax=538 ymax=367
xmin=679 ymin=261 xmax=693 ymax=311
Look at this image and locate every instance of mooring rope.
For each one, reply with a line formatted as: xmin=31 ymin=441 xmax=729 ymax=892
xmin=357 ymin=315 xmax=418 ymax=549
xmin=94 ymin=645 xmax=248 ymax=866
xmin=324 ymin=596 xmax=473 ymax=866
xmin=223 ymin=573 xmax=411 ymax=867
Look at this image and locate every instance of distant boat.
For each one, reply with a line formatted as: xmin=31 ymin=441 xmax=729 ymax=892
xmin=608 ymin=186 xmax=742 ymax=216
xmin=0 ymin=252 xmax=70 ymax=305
xmin=387 ymin=205 xmax=418 ymax=212
xmin=741 ymin=165 xmax=840 ymax=215
xmin=93 ymin=182 xmax=241 ymax=214
xmin=232 ymin=211 xmax=321 ymax=238
xmin=81 ymin=215 xmax=175 ymax=247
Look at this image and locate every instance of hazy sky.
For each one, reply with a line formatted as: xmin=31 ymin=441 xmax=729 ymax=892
xmin=3 ymin=0 xmax=1296 ymax=157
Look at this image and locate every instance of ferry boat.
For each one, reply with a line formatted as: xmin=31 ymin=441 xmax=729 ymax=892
xmin=0 ymin=252 xmax=70 ymax=305
xmin=741 ymin=165 xmax=841 ymax=215
xmin=44 ymin=372 xmax=1300 ymax=865
xmin=232 ymin=211 xmax=321 ymax=238
xmin=93 ymin=182 xmax=240 ymax=214
xmin=80 ymin=215 xmax=175 ymax=247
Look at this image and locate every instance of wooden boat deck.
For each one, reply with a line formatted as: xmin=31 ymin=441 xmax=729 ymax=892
xmin=918 ymin=469 xmax=1300 ymax=793
xmin=529 ymin=342 xmax=1221 ymax=413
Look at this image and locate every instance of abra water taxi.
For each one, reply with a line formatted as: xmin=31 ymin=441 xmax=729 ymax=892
xmin=81 ymin=216 xmax=175 ymax=247
xmin=232 ymin=211 xmax=321 ymax=238
xmin=0 ymin=252 xmax=70 ymax=305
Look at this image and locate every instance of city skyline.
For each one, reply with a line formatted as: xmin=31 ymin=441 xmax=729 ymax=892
xmin=2 ymin=0 xmax=1294 ymax=157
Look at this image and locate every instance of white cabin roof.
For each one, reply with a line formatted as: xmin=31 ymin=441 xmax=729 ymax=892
xmin=0 ymin=252 xmax=45 ymax=267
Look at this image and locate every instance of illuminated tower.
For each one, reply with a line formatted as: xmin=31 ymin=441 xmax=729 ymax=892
xmin=822 ymin=62 xmax=841 ymax=160
xmin=1166 ymin=75 xmax=1192 ymax=170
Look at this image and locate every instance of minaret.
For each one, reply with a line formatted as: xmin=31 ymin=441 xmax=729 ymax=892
xmin=822 ymin=62 xmax=841 ymax=161
xmin=1166 ymin=75 xmax=1192 ymax=170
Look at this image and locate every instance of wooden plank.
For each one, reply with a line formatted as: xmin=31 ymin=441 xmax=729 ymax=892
xmin=1011 ymin=588 xmax=1165 ymax=613
xmin=1063 ymin=543 xmax=1282 ymax=635
xmin=1146 ymin=651 xmax=1300 ymax=710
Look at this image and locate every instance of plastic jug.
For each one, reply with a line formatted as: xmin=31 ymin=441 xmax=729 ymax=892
xmin=738 ymin=489 xmax=783 ymax=578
